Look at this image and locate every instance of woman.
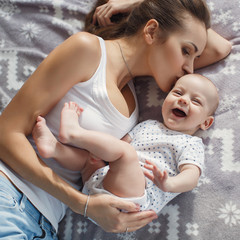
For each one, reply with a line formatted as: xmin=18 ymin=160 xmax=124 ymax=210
xmin=86 ymin=0 xmax=232 ymax=69
xmin=0 ymin=0 xmax=231 ymax=238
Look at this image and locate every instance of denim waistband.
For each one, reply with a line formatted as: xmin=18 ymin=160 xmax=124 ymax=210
xmin=0 ymin=174 xmax=56 ymax=234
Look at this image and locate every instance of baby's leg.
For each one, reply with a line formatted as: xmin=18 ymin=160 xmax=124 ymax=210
xmin=103 ymin=144 xmax=146 ymax=198
xmin=32 ymin=116 xmax=89 ymax=171
xmin=59 ymin=102 xmax=135 ymax=161
xmin=59 ymin=102 xmax=145 ymax=198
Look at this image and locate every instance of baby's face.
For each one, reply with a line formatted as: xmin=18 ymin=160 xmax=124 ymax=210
xmin=162 ymin=74 xmax=217 ymax=135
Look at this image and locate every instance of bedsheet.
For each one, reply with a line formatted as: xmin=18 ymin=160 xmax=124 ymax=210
xmin=0 ymin=0 xmax=239 ymax=239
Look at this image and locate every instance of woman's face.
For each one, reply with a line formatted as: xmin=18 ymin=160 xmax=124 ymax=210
xmin=148 ymin=15 xmax=207 ymax=92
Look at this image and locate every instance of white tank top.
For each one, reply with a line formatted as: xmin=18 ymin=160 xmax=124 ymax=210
xmin=0 ymin=37 xmax=139 ymax=231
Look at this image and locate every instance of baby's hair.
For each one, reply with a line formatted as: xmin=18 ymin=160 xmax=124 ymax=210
xmin=203 ymin=76 xmax=219 ymax=115
xmin=184 ymin=74 xmax=219 ymax=115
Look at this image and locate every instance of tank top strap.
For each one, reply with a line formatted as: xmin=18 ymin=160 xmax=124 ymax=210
xmin=92 ymin=37 xmax=139 ymax=131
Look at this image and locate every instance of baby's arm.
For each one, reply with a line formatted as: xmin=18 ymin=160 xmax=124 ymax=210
xmin=144 ymin=160 xmax=200 ymax=193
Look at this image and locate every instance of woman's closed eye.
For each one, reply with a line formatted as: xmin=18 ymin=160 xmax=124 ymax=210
xmin=182 ymin=47 xmax=190 ymax=56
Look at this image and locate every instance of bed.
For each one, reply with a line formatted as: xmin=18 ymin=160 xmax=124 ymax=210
xmin=0 ymin=0 xmax=239 ymax=239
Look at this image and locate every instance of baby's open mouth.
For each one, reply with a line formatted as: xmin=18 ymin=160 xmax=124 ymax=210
xmin=172 ymin=108 xmax=186 ymax=117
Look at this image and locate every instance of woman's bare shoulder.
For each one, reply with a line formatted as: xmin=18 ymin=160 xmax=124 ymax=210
xmin=62 ymin=32 xmax=102 ymax=80
xmin=69 ymin=32 xmax=101 ymax=55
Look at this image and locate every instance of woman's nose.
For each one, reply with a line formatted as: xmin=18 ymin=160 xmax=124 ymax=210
xmin=183 ymin=60 xmax=194 ymax=75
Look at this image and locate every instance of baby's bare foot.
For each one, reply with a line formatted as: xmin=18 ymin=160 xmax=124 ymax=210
xmin=32 ymin=116 xmax=58 ymax=159
xmin=59 ymin=102 xmax=83 ymax=144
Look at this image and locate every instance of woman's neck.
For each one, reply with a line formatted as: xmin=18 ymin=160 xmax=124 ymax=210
xmin=110 ymin=36 xmax=150 ymax=88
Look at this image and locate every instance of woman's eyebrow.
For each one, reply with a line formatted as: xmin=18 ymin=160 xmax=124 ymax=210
xmin=188 ymin=42 xmax=198 ymax=52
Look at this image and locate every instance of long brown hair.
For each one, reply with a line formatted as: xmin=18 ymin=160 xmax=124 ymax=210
xmin=85 ymin=0 xmax=210 ymax=40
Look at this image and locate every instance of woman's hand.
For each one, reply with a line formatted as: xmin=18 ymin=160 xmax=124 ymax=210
xmin=86 ymin=194 xmax=157 ymax=233
xmin=92 ymin=0 xmax=143 ymax=27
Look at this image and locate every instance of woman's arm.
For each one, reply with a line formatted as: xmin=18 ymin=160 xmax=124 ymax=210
xmin=92 ymin=0 xmax=143 ymax=26
xmin=0 ymin=32 xmax=99 ymax=209
xmin=0 ymin=32 xmax=157 ymax=232
xmin=194 ymin=28 xmax=232 ymax=69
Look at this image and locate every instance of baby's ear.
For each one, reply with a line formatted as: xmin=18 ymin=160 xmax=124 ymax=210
xmin=200 ymin=116 xmax=214 ymax=131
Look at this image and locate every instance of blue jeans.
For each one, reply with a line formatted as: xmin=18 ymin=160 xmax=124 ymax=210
xmin=0 ymin=175 xmax=58 ymax=240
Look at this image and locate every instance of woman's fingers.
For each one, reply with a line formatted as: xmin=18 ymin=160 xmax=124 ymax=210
xmin=92 ymin=0 xmax=134 ymax=27
xmin=110 ymin=198 xmax=140 ymax=212
xmin=121 ymin=210 xmax=158 ymax=232
xmin=93 ymin=4 xmax=114 ymax=26
xmin=110 ymin=198 xmax=157 ymax=232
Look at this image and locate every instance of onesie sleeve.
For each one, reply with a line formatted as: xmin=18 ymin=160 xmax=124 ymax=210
xmin=177 ymin=136 xmax=205 ymax=175
xmin=128 ymin=121 xmax=145 ymax=139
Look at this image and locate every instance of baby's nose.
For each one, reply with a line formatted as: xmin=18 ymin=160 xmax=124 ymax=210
xmin=178 ymin=97 xmax=188 ymax=105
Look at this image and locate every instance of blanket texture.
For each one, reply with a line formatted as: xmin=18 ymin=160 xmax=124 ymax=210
xmin=0 ymin=0 xmax=239 ymax=239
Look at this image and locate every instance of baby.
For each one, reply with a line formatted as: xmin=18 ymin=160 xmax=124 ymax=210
xmin=33 ymin=73 xmax=219 ymax=215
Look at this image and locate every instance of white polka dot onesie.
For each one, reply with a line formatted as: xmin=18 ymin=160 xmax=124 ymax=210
xmin=83 ymin=120 xmax=204 ymax=214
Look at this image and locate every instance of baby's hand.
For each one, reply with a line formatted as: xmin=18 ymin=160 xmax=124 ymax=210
xmin=144 ymin=160 xmax=172 ymax=192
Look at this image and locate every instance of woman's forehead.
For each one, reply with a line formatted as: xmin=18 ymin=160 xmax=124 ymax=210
xmin=179 ymin=15 xmax=207 ymax=51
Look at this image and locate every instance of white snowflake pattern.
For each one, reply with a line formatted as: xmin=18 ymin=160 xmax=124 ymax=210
xmin=186 ymin=222 xmax=199 ymax=236
xmin=146 ymin=81 xmax=162 ymax=107
xmin=68 ymin=4 xmax=78 ymax=15
xmin=220 ymin=65 xmax=236 ymax=75
xmin=148 ymin=221 xmax=161 ymax=234
xmin=23 ymin=65 xmax=36 ymax=77
xmin=77 ymin=220 xmax=88 ymax=234
xmin=0 ymin=87 xmax=11 ymax=114
xmin=192 ymin=174 xmax=210 ymax=193
xmin=233 ymin=22 xmax=240 ymax=32
xmin=20 ymin=22 xmax=41 ymax=41
xmin=228 ymin=52 xmax=240 ymax=62
xmin=117 ymin=231 xmax=136 ymax=240
xmin=39 ymin=5 xmax=49 ymax=13
xmin=0 ymin=0 xmax=20 ymax=20
xmin=217 ymin=201 xmax=240 ymax=227
xmin=0 ymin=39 xmax=5 ymax=48
xmin=216 ymin=95 xmax=237 ymax=115
xmin=78 ymin=0 xmax=96 ymax=13
xmin=207 ymin=1 xmax=215 ymax=11
xmin=205 ymin=143 xmax=214 ymax=155
xmin=62 ymin=209 xmax=73 ymax=240
xmin=212 ymin=9 xmax=233 ymax=26
xmin=199 ymin=175 xmax=211 ymax=185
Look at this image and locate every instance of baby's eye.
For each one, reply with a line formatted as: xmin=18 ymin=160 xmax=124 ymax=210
xmin=173 ymin=90 xmax=182 ymax=96
xmin=192 ymin=98 xmax=201 ymax=105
